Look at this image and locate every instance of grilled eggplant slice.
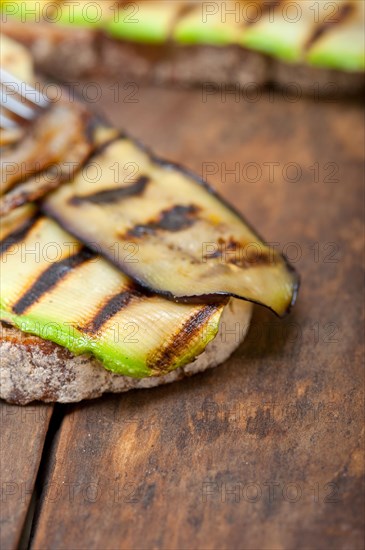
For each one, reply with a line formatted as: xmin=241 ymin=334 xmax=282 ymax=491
xmin=44 ymin=136 xmax=299 ymax=317
xmin=0 ymin=212 xmax=227 ymax=377
xmin=0 ymin=101 xmax=93 ymax=195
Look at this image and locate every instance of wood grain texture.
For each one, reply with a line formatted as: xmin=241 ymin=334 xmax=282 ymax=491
xmin=0 ymin=402 xmax=53 ymax=550
xmin=4 ymin=85 xmax=365 ymax=549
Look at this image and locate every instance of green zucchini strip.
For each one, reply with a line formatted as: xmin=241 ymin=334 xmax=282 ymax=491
xmin=241 ymin=0 xmax=349 ymax=63
xmin=306 ymin=1 xmax=365 ymax=71
xmin=106 ymin=1 xmax=182 ymax=44
xmin=173 ymin=1 xmax=260 ymax=46
xmin=0 ymin=210 xmax=225 ymax=377
xmin=44 ymin=137 xmax=299 ymax=317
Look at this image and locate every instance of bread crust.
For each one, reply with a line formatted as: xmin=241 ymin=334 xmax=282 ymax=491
xmin=0 ymin=299 xmax=252 ymax=405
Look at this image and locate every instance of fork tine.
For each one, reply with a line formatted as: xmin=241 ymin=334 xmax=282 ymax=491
xmin=0 ymin=68 xmax=49 ymax=108
xmin=0 ymin=87 xmax=37 ymax=120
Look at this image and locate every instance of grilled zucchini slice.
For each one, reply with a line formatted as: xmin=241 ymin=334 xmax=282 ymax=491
xmin=0 ymin=210 xmax=226 ymax=377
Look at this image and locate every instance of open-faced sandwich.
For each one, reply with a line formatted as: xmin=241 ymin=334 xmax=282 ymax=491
xmin=0 ymin=0 xmax=364 ymax=96
xmin=0 ymin=35 xmax=299 ymax=404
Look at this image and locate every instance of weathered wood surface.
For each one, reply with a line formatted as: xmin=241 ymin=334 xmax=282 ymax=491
xmin=0 ymin=402 xmax=53 ymax=550
xmin=2 ymin=84 xmax=364 ymax=549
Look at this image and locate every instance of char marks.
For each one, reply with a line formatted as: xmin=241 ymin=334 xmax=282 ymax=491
xmin=147 ymin=304 xmax=220 ymax=374
xmin=12 ymin=248 xmax=95 ymax=315
xmin=168 ymin=2 xmax=197 ymax=38
xmin=305 ymin=2 xmax=354 ymax=50
xmin=0 ymin=216 xmax=37 ymax=256
xmin=127 ymin=204 xmax=200 ymax=238
xmin=70 ymin=176 xmax=150 ymax=205
xmin=203 ymin=238 xmax=274 ymax=268
xmin=83 ymin=286 xmax=143 ymax=333
xmin=245 ymin=0 xmax=283 ymax=26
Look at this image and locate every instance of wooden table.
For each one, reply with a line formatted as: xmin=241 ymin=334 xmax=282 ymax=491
xmin=1 ymin=83 xmax=364 ymax=550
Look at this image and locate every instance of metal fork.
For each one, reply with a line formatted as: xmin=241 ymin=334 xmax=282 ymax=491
xmin=0 ymin=68 xmax=49 ymax=129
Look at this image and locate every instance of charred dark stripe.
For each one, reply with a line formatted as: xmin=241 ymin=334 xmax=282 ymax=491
xmin=0 ymin=216 xmax=37 ymax=256
xmin=127 ymin=204 xmax=199 ymax=238
xmin=83 ymin=287 xmax=142 ymax=333
xmin=244 ymin=0 xmax=283 ymax=26
xmin=203 ymin=238 xmax=274 ymax=267
xmin=70 ymin=176 xmax=150 ymax=205
xmin=12 ymin=248 xmax=95 ymax=315
xmin=147 ymin=304 xmax=220 ymax=374
xmin=169 ymin=3 xmax=197 ymax=37
xmin=305 ymin=2 xmax=354 ymax=50
xmin=0 ymin=167 xmax=71 ymax=217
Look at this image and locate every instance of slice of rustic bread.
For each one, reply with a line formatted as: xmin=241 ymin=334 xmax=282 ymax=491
xmin=1 ymin=21 xmax=363 ymax=97
xmin=0 ymin=299 xmax=252 ymax=405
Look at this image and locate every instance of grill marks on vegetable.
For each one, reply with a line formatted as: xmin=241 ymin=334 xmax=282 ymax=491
xmin=43 ymin=135 xmax=299 ymax=316
xmin=173 ymin=0 xmax=354 ymax=49
xmin=245 ymin=0 xmax=283 ymax=27
xmin=148 ymin=304 xmax=220 ymax=375
xmin=70 ymin=175 xmax=150 ymax=205
xmin=1 ymin=213 xmax=225 ymax=375
xmin=0 ymin=216 xmax=37 ymax=255
xmin=4 ymin=219 xmax=145 ymax=336
xmin=0 ymin=103 xmax=94 ymax=195
xmin=167 ymin=3 xmax=197 ymax=37
xmin=203 ymin=237 xmax=274 ymax=268
xmin=126 ymin=204 xmax=200 ymax=238
xmin=82 ymin=286 xmax=144 ymax=333
xmin=12 ymin=248 xmax=95 ymax=315
xmin=305 ymin=2 xmax=354 ymax=50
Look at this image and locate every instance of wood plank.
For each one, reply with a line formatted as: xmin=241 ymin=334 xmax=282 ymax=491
xmin=0 ymin=402 xmax=53 ymax=550
xmin=30 ymin=87 xmax=364 ymax=549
